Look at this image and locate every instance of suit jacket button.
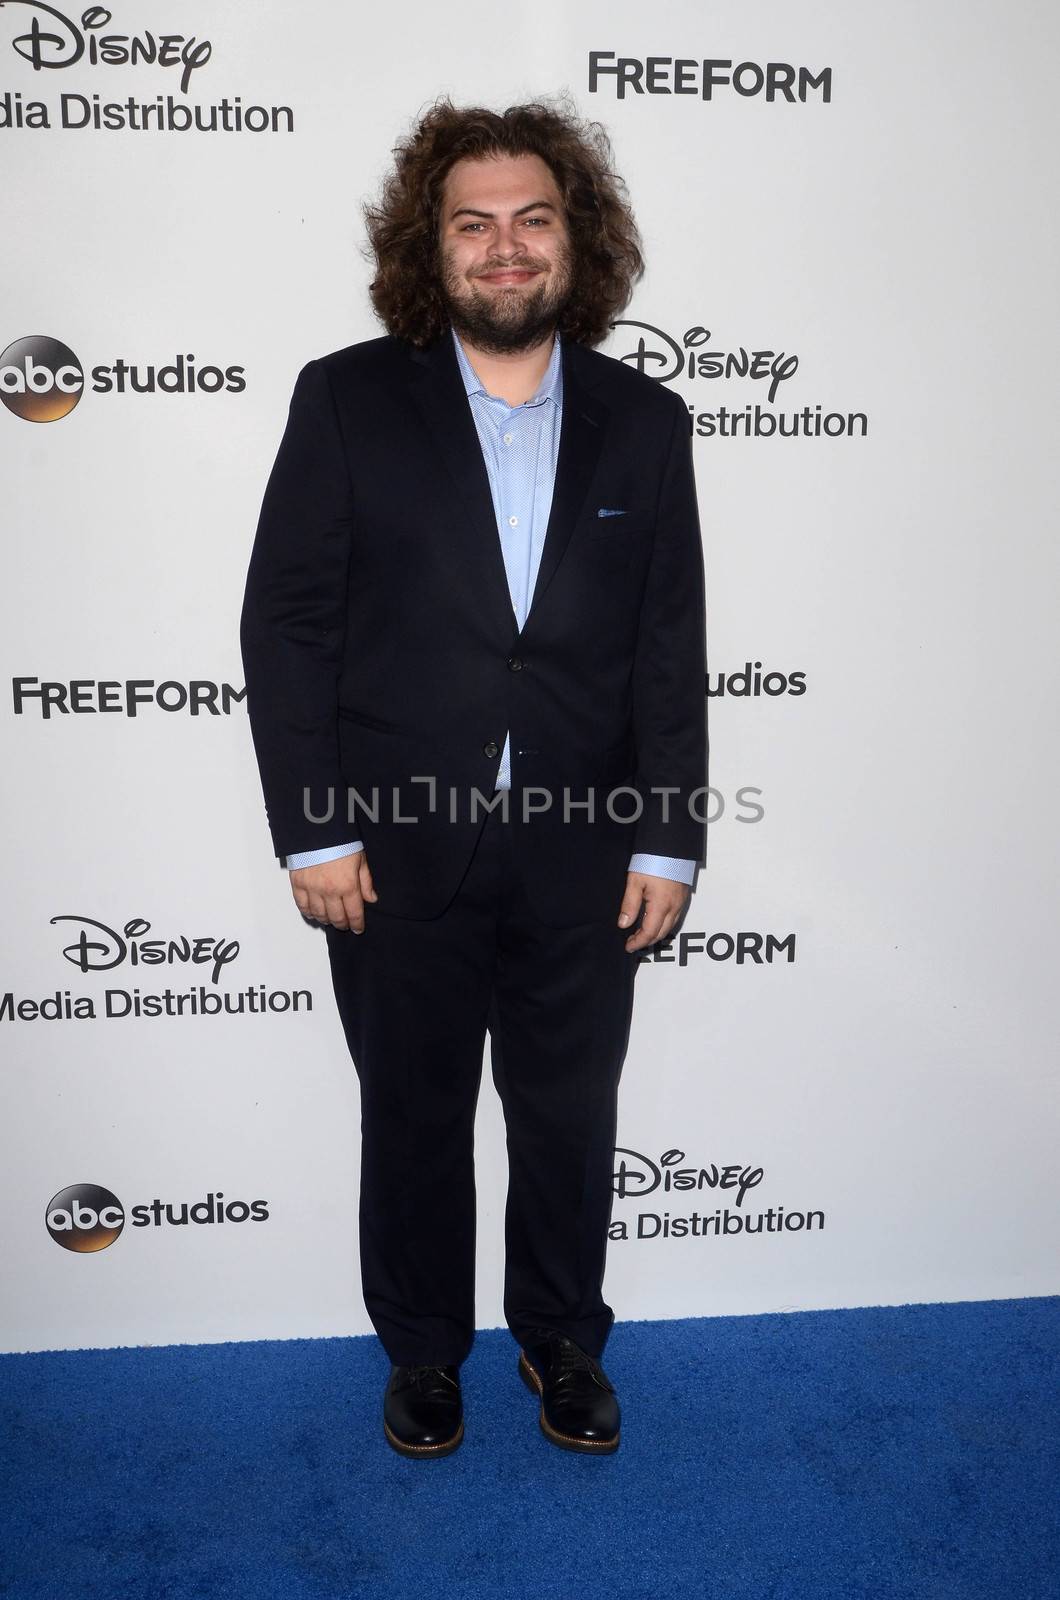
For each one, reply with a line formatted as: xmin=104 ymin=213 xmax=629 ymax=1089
xmin=507 ymin=656 xmax=524 ymax=672
xmin=483 ymin=740 xmax=499 ymax=758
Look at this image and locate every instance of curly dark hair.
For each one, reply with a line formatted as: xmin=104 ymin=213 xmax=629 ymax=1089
xmin=363 ymin=97 xmax=644 ymax=348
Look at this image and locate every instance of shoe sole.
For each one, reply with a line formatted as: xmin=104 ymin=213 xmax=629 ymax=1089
xmin=383 ymin=1417 xmax=464 ymax=1459
xmin=518 ymin=1352 xmax=620 ymax=1454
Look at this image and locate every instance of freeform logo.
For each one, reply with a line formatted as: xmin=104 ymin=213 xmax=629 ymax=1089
xmin=45 ymin=1182 xmax=124 ymax=1251
xmin=45 ymin=1184 xmax=269 ymax=1251
xmin=12 ymin=677 xmax=247 ymax=713
xmin=639 ymin=928 xmax=793 ymax=966
xmin=0 ymin=336 xmax=246 ymax=422
xmin=0 ymin=334 xmax=82 ymax=422
xmin=588 ymin=52 xmax=832 ymax=103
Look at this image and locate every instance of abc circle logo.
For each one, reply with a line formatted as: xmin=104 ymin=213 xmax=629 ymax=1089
xmin=46 ymin=1183 xmax=124 ymax=1252
xmin=0 ymin=334 xmax=83 ymax=422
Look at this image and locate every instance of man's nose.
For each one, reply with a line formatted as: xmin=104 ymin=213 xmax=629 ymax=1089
xmin=491 ymin=221 xmax=520 ymax=257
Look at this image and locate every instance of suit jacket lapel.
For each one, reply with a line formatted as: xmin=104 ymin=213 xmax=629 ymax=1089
xmin=405 ymin=333 xmax=609 ymax=641
xmin=406 ymin=335 xmax=517 ymax=640
xmin=522 ymin=339 xmax=608 ymax=636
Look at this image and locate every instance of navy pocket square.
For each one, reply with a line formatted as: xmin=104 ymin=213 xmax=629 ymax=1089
xmin=596 ymin=507 xmax=626 ymax=518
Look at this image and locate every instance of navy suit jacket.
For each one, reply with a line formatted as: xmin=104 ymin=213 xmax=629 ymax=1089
xmin=240 ymin=331 xmax=708 ymax=924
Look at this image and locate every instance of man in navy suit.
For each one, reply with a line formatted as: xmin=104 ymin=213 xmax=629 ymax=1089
xmin=240 ymin=100 xmax=707 ymax=1457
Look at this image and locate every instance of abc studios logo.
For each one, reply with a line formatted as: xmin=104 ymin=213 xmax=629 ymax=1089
xmin=45 ymin=1182 xmax=270 ymax=1250
xmin=46 ymin=1183 xmax=124 ymax=1252
xmin=0 ymin=334 xmax=83 ymax=422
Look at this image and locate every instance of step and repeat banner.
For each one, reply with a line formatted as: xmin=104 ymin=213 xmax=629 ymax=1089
xmin=3 ymin=0 xmax=1057 ymax=1352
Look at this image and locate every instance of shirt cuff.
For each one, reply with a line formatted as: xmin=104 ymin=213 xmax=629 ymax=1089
xmin=285 ymin=841 xmax=364 ymax=870
xmin=628 ymin=853 xmax=696 ymax=886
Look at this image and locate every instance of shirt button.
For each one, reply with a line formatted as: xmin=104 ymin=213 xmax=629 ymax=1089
xmin=508 ymin=515 xmax=519 ymax=527
xmin=507 ymin=657 xmax=524 ymax=672
xmin=503 ymin=433 xmax=514 ymax=445
xmin=483 ymin=740 xmax=500 ymax=759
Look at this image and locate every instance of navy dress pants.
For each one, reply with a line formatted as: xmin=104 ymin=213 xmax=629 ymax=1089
xmin=324 ymin=803 xmax=639 ymax=1368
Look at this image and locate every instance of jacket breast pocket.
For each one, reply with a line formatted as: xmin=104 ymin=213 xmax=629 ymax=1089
xmin=586 ymin=509 xmax=654 ymax=541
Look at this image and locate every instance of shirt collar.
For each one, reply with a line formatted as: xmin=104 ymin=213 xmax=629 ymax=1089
xmin=451 ymin=327 xmax=562 ymax=408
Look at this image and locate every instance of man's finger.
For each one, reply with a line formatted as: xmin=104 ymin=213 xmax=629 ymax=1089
xmin=359 ymin=859 xmax=378 ymax=902
xmin=624 ymin=888 xmax=687 ymax=952
xmin=340 ymin=888 xmax=367 ymax=933
xmin=288 ymin=853 xmax=367 ymax=928
xmin=625 ymin=903 xmax=668 ymax=952
xmin=617 ymin=880 xmax=644 ymax=929
xmin=306 ymin=889 xmax=330 ymax=924
xmin=319 ymin=891 xmax=352 ymax=931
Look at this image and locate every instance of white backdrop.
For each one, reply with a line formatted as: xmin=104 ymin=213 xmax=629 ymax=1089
xmin=2 ymin=0 xmax=1058 ymax=1352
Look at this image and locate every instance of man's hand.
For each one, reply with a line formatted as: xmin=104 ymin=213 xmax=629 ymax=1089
xmin=617 ymin=871 xmax=690 ymax=953
xmin=289 ymin=851 xmax=378 ymax=932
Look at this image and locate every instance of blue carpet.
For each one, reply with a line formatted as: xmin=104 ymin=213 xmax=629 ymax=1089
xmin=1 ymin=1297 xmax=1057 ymax=1599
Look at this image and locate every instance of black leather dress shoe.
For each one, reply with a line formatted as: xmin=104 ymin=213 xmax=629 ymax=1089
xmin=383 ymin=1364 xmax=463 ymax=1458
xmin=519 ymin=1330 xmax=620 ymax=1454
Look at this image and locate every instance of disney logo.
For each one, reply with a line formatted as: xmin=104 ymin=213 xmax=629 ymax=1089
xmin=0 ymin=2 xmax=211 ymax=94
xmin=50 ymin=915 xmax=239 ymax=985
xmin=609 ymin=320 xmax=798 ymax=403
xmin=613 ymin=1147 xmax=764 ymax=1208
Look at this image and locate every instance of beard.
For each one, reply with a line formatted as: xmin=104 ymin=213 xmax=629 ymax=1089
xmin=439 ymin=241 xmax=574 ymax=355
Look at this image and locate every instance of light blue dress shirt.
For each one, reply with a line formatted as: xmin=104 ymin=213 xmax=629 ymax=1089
xmin=286 ymin=331 xmax=695 ymax=886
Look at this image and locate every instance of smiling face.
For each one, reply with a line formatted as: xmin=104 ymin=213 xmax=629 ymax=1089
xmin=438 ymin=151 xmax=573 ymax=354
